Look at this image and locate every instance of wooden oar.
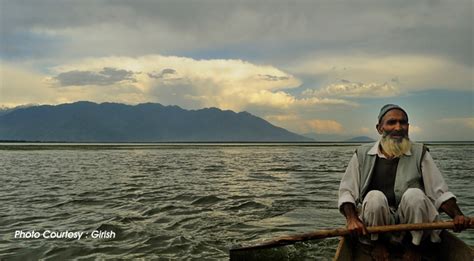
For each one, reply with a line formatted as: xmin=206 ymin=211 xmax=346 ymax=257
xmin=229 ymin=221 xmax=473 ymax=253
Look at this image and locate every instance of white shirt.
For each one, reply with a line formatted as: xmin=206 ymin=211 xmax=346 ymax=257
xmin=338 ymin=140 xmax=456 ymax=210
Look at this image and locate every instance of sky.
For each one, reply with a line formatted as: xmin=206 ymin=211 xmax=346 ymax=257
xmin=0 ymin=0 xmax=472 ymax=141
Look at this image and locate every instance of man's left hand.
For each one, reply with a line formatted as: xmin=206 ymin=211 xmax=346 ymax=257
xmin=453 ymin=215 xmax=471 ymax=232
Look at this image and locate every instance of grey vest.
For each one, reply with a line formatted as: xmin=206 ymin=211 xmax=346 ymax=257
xmin=356 ymin=142 xmax=426 ymax=206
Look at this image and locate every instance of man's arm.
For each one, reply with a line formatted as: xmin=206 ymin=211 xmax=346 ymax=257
xmin=339 ymin=153 xmax=367 ymax=236
xmin=439 ymin=198 xmax=471 ymax=232
xmin=340 ymin=202 xmax=368 ymax=236
xmin=420 ymin=151 xmax=471 ymax=232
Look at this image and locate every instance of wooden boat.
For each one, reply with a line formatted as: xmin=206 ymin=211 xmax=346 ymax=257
xmin=334 ymin=230 xmax=473 ymax=261
xmin=230 ymin=222 xmax=473 ymax=261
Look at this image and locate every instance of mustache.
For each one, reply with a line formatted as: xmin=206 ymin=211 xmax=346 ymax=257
xmin=383 ymin=130 xmax=408 ymax=137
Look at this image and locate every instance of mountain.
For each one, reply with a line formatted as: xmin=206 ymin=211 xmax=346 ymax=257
xmin=345 ymin=136 xmax=375 ymax=142
xmin=302 ymin=133 xmax=351 ymax=141
xmin=0 ymin=104 xmax=37 ymax=117
xmin=302 ymin=133 xmax=375 ymax=142
xmin=0 ymin=101 xmax=313 ymax=142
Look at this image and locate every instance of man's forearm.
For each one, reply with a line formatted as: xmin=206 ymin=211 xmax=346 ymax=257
xmin=341 ymin=202 xmax=359 ymax=221
xmin=439 ymin=198 xmax=463 ymax=218
xmin=341 ymin=202 xmax=368 ymax=235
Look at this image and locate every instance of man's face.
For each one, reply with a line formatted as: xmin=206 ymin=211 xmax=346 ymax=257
xmin=376 ymin=109 xmax=409 ymax=141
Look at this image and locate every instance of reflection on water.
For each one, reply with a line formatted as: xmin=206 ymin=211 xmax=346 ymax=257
xmin=0 ymin=143 xmax=472 ymax=259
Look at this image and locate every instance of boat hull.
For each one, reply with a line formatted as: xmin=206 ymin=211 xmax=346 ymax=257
xmin=334 ymin=230 xmax=473 ymax=261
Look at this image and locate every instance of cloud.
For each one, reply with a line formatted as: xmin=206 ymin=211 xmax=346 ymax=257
xmin=265 ymin=114 xmax=344 ymax=134
xmin=437 ymin=118 xmax=474 ymax=130
xmin=409 ymin=125 xmax=422 ymax=134
xmin=54 ymin=67 xmax=136 ymax=86
xmin=258 ymin=74 xmax=290 ymax=82
xmin=295 ymin=97 xmax=358 ymax=108
xmin=0 ymin=63 xmax=59 ymax=107
xmin=293 ymin=55 xmax=473 ymax=93
xmin=304 ymin=119 xmax=344 ymax=134
xmin=358 ymin=127 xmax=371 ymax=135
xmin=304 ymin=80 xmax=400 ymax=98
xmin=10 ymin=55 xmax=346 ymax=111
xmin=147 ymin=68 xmax=177 ymax=79
xmin=47 ymin=55 xmax=312 ymax=111
xmin=404 ymin=124 xmax=423 ymax=143
xmin=2 ymin=0 xmax=471 ymax=69
xmin=413 ymin=117 xmax=474 ymax=141
xmin=245 ymin=90 xmax=296 ymax=109
xmin=0 ymin=63 xmax=148 ymax=107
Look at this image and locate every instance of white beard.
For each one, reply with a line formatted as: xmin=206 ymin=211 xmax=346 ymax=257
xmin=380 ymin=136 xmax=411 ymax=158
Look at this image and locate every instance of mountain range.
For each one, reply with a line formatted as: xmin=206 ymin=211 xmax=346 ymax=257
xmin=302 ymin=133 xmax=375 ymax=142
xmin=0 ymin=102 xmax=313 ymax=142
xmin=0 ymin=102 xmax=377 ymax=142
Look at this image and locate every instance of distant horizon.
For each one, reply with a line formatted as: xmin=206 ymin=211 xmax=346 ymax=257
xmin=1 ymin=140 xmax=473 ymax=144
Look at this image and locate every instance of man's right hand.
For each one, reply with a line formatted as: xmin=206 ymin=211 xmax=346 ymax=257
xmin=346 ymin=216 xmax=368 ymax=236
xmin=341 ymin=202 xmax=368 ymax=236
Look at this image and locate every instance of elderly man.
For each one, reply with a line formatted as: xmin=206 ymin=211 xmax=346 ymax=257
xmin=338 ymin=104 xmax=470 ymax=260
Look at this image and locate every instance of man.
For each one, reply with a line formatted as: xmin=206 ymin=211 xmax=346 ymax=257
xmin=338 ymin=104 xmax=470 ymax=260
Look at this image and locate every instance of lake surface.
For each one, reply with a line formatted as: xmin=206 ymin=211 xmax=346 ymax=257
xmin=1 ymin=143 xmax=472 ymax=260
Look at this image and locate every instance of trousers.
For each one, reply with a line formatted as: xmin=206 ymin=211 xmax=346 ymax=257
xmin=360 ymin=188 xmax=441 ymax=245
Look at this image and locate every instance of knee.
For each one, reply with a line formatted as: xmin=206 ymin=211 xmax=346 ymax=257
xmin=363 ymin=190 xmax=388 ymax=210
xmin=400 ymin=188 xmax=426 ymax=207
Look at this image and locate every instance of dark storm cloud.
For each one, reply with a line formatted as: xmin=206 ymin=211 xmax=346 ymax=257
xmin=1 ymin=0 xmax=472 ymax=66
xmin=258 ymin=74 xmax=290 ymax=81
xmin=55 ymin=67 xmax=136 ymax=86
xmin=148 ymin=68 xmax=177 ymax=79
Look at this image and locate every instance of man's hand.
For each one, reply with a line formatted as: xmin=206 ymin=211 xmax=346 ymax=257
xmin=440 ymin=198 xmax=471 ymax=233
xmin=346 ymin=216 xmax=368 ymax=236
xmin=341 ymin=203 xmax=368 ymax=236
xmin=453 ymin=215 xmax=471 ymax=232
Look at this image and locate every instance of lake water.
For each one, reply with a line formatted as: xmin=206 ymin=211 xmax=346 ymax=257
xmin=0 ymin=143 xmax=472 ymax=260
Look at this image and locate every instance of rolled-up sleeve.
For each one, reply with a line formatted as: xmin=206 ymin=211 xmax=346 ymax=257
xmin=421 ymin=152 xmax=456 ymax=209
xmin=338 ymin=153 xmax=360 ymax=211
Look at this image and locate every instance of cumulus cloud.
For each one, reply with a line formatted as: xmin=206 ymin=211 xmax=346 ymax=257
xmin=295 ymin=97 xmax=358 ymax=108
xmin=304 ymin=80 xmax=400 ymax=98
xmin=2 ymin=54 xmax=349 ymax=113
xmin=39 ymin=53 xmax=358 ymax=119
xmin=236 ymin=91 xmax=358 ymax=112
xmin=245 ymin=90 xmax=296 ymax=109
xmin=47 ymin=55 xmax=312 ymax=111
xmin=55 ymin=67 xmax=136 ymax=86
xmin=293 ymin=55 xmax=473 ymax=93
xmin=265 ymin=114 xmax=345 ymax=134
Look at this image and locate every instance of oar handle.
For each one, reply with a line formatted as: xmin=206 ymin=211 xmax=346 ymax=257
xmin=366 ymin=221 xmax=472 ymax=234
xmin=230 ymin=221 xmax=473 ymax=252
